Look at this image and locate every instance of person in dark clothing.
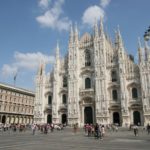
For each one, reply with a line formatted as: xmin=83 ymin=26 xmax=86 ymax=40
xmin=94 ymin=123 xmax=99 ymax=139
xmin=44 ymin=125 xmax=48 ymax=134
xmin=133 ymin=125 xmax=138 ymax=136
xmin=147 ymin=123 xmax=150 ymax=134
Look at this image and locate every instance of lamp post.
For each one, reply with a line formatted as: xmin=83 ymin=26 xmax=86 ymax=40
xmin=144 ymin=26 xmax=150 ymax=41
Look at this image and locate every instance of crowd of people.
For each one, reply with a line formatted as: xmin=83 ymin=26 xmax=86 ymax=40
xmin=0 ymin=122 xmax=150 ymax=138
xmin=132 ymin=123 xmax=150 ymax=136
xmin=0 ymin=122 xmax=64 ymax=135
xmin=81 ymin=123 xmax=150 ymax=139
xmin=82 ymin=123 xmax=119 ymax=140
xmin=84 ymin=123 xmax=105 ymax=139
xmin=31 ymin=123 xmax=64 ymax=135
xmin=0 ymin=123 xmax=29 ymax=133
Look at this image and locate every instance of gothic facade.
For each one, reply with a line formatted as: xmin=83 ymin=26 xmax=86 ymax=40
xmin=34 ymin=19 xmax=150 ymax=127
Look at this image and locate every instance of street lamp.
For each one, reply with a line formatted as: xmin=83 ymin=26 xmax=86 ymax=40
xmin=144 ymin=26 xmax=150 ymax=41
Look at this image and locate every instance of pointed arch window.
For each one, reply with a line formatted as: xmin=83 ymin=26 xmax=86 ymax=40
xmin=85 ymin=49 xmax=91 ymax=66
xmin=111 ymin=70 xmax=117 ymax=82
xmin=112 ymin=90 xmax=118 ymax=101
xmin=62 ymin=94 xmax=67 ymax=104
xmin=48 ymin=95 xmax=52 ymax=105
xmin=63 ymin=76 xmax=67 ymax=87
xmin=85 ymin=78 xmax=91 ymax=89
xmin=132 ymin=88 xmax=138 ymax=99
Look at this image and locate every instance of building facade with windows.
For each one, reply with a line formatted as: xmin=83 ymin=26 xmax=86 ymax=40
xmin=0 ymin=83 xmax=35 ymax=124
xmin=34 ymin=19 xmax=150 ymax=126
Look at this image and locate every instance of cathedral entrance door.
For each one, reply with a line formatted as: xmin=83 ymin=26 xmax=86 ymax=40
xmin=133 ymin=111 xmax=141 ymax=125
xmin=84 ymin=107 xmax=93 ymax=124
xmin=62 ymin=114 xmax=67 ymax=124
xmin=113 ymin=112 xmax=120 ymax=125
xmin=47 ymin=114 xmax=52 ymax=124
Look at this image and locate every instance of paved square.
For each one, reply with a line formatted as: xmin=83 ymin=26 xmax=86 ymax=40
xmin=0 ymin=128 xmax=150 ymax=150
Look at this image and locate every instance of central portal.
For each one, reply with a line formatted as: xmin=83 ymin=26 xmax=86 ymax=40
xmin=47 ymin=114 xmax=52 ymax=124
xmin=84 ymin=106 xmax=93 ymax=124
xmin=113 ymin=112 xmax=120 ymax=125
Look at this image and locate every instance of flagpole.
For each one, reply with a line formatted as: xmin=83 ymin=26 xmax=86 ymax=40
xmin=14 ymin=72 xmax=17 ymax=87
xmin=14 ymin=78 xmax=16 ymax=87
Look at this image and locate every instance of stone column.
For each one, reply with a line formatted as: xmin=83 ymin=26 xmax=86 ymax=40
xmin=6 ymin=115 xmax=9 ymax=123
xmin=10 ymin=116 xmax=14 ymax=124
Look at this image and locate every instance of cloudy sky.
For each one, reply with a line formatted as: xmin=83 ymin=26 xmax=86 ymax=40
xmin=0 ymin=0 xmax=150 ymax=90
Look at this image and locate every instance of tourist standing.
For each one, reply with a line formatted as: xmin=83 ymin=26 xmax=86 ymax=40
xmin=95 ymin=123 xmax=99 ymax=139
xmin=133 ymin=125 xmax=138 ymax=136
xmin=73 ymin=123 xmax=78 ymax=134
xmin=147 ymin=123 xmax=150 ymax=134
xmin=101 ymin=125 xmax=105 ymax=138
xmin=32 ymin=124 xmax=36 ymax=135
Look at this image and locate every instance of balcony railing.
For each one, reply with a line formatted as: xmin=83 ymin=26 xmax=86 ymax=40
xmin=109 ymin=100 xmax=120 ymax=107
xmin=79 ymin=88 xmax=94 ymax=98
xmin=80 ymin=66 xmax=94 ymax=75
xmin=45 ymin=104 xmax=52 ymax=110
xmin=59 ymin=104 xmax=67 ymax=109
xmin=59 ymin=87 xmax=68 ymax=94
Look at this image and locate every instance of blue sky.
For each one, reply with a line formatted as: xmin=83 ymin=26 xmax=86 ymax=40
xmin=0 ymin=0 xmax=150 ymax=91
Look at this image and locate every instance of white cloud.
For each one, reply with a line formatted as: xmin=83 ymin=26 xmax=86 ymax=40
xmin=36 ymin=0 xmax=71 ymax=31
xmin=39 ymin=0 xmax=50 ymax=9
xmin=100 ymin=0 xmax=111 ymax=8
xmin=82 ymin=5 xmax=104 ymax=26
xmin=1 ymin=51 xmax=55 ymax=77
xmin=82 ymin=0 xmax=111 ymax=27
xmin=36 ymin=10 xmax=57 ymax=28
xmin=2 ymin=64 xmax=18 ymax=77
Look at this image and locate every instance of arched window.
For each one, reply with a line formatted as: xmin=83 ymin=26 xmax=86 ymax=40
xmin=112 ymin=90 xmax=118 ymax=100
xmin=48 ymin=95 xmax=52 ymax=104
xmin=62 ymin=94 xmax=67 ymax=104
xmin=85 ymin=78 xmax=91 ymax=89
xmin=63 ymin=76 xmax=67 ymax=87
xmin=111 ymin=70 xmax=117 ymax=82
xmin=85 ymin=50 xmax=91 ymax=66
xmin=132 ymin=88 xmax=138 ymax=99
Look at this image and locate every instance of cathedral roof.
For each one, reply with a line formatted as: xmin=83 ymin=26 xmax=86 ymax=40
xmin=80 ymin=32 xmax=92 ymax=43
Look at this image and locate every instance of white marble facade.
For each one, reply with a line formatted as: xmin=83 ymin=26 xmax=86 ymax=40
xmin=34 ymin=19 xmax=150 ymax=127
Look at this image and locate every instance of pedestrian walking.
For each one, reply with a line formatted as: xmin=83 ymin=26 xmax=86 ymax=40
xmin=133 ymin=125 xmax=138 ymax=136
xmin=32 ymin=124 xmax=36 ymax=135
xmin=146 ymin=123 xmax=150 ymax=134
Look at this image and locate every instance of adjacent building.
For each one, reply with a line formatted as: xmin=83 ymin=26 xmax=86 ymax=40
xmin=34 ymin=19 xmax=150 ymax=126
xmin=0 ymin=82 xmax=35 ymax=124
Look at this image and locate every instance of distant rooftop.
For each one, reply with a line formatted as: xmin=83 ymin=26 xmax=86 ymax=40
xmin=0 ymin=82 xmax=35 ymax=96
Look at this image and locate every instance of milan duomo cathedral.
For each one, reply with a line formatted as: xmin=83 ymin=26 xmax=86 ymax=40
xmin=34 ymin=18 xmax=150 ymax=127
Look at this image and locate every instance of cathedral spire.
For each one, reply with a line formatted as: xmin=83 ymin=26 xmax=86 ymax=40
xmin=74 ymin=22 xmax=79 ymax=44
xmin=54 ymin=41 xmax=60 ymax=73
xmin=114 ymin=30 xmax=118 ymax=48
xmin=144 ymin=40 xmax=149 ymax=61
xmin=38 ymin=60 xmax=45 ymax=76
xmin=115 ymin=26 xmax=125 ymax=61
xmin=100 ymin=16 xmax=104 ymax=36
xmin=94 ymin=18 xmax=99 ymax=38
xmin=56 ymin=41 xmax=60 ymax=60
xmin=117 ymin=25 xmax=124 ymax=48
xmin=138 ymin=37 xmax=143 ymax=63
xmin=69 ymin=23 xmax=74 ymax=45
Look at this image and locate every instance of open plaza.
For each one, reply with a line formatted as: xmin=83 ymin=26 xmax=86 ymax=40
xmin=0 ymin=127 xmax=150 ymax=150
